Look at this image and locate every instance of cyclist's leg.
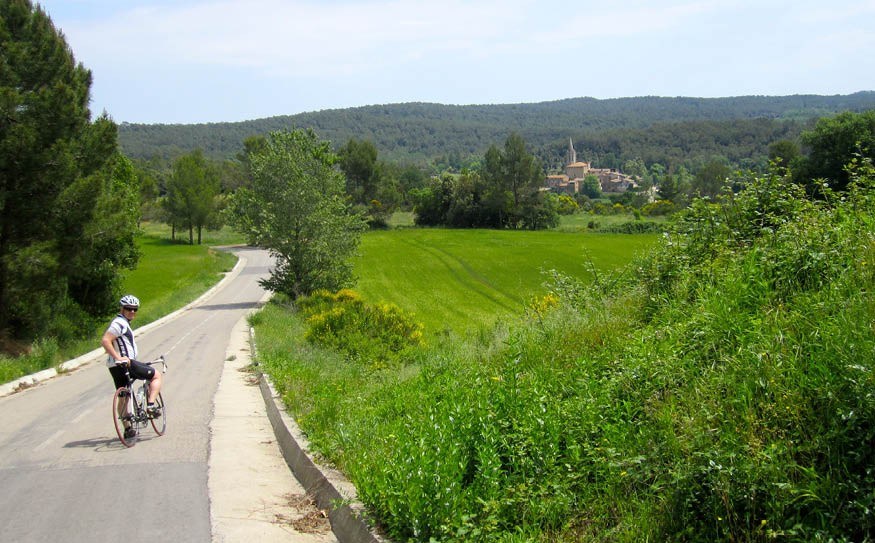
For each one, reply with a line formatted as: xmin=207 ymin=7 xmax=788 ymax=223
xmin=130 ymin=361 xmax=162 ymax=404
xmin=108 ymin=366 xmax=131 ymax=430
xmin=150 ymin=392 xmax=166 ymax=436
xmin=147 ymin=370 xmax=162 ymax=404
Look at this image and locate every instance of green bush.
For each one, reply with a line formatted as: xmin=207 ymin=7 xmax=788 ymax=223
xmin=299 ymin=289 xmax=423 ymax=368
xmin=641 ymin=199 xmax=678 ymax=216
xmin=600 ymin=220 xmax=665 ymax=234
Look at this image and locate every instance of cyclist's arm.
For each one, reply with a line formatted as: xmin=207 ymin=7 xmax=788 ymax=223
xmin=101 ymin=331 xmax=130 ymax=365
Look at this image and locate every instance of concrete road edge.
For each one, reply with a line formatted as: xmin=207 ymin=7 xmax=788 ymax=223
xmin=250 ymin=327 xmax=388 ymax=543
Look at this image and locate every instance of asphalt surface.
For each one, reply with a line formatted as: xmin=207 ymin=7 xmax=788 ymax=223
xmin=0 ymin=246 xmax=337 ymax=542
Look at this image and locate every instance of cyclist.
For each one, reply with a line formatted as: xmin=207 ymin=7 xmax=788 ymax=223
xmin=102 ymin=294 xmax=163 ymax=440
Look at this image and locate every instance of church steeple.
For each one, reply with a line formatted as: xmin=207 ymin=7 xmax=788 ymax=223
xmin=566 ymin=138 xmax=577 ymax=165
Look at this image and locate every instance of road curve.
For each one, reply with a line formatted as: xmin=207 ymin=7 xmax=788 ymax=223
xmin=0 ymin=246 xmax=273 ymax=542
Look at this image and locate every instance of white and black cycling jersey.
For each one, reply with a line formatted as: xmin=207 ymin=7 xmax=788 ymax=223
xmin=104 ymin=314 xmax=138 ymax=367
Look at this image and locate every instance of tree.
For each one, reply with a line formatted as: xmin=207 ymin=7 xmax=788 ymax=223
xmin=165 ymin=149 xmax=220 ymax=244
xmin=228 ymin=129 xmax=367 ymax=300
xmin=657 ymin=173 xmax=682 ymax=202
xmin=0 ymin=1 xmax=139 ymax=345
xmin=580 ymin=174 xmax=602 ymax=199
xmin=338 ymin=138 xmax=400 ymax=227
xmin=479 ymin=133 xmax=549 ymax=228
xmin=768 ymin=139 xmax=801 ymax=170
xmin=480 ymin=144 xmax=510 ymax=225
xmin=411 ymin=174 xmax=454 ymax=227
xmin=502 ymin=132 xmax=542 ymax=209
xmin=692 ymin=159 xmax=732 ymax=199
xmin=797 ymin=110 xmax=875 ymax=192
xmin=338 ymin=138 xmax=379 ymax=202
xmin=623 ymin=157 xmax=647 ymax=179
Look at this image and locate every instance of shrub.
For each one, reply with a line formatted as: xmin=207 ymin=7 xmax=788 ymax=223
xmin=300 ymin=289 xmax=423 ymax=368
xmin=641 ymin=199 xmax=678 ymax=216
xmin=600 ymin=220 xmax=665 ymax=234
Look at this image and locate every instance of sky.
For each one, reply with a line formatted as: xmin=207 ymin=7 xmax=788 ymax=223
xmin=36 ymin=0 xmax=875 ymax=125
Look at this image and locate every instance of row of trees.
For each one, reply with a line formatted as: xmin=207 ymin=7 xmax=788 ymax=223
xmin=579 ymin=108 xmax=875 ymax=211
xmin=130 ymin=110 xmax=875 ymax=244
xmin=412 ymin=133 xmax=559 ymax=229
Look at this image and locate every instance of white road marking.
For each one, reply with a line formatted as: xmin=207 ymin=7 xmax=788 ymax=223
xmin=71 ymin=406 xmax=93 ymax=424
xmin=34 ymin=429 xmax=65 ymax=451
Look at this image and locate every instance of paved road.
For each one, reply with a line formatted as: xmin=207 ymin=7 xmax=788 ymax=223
xmin=0 ymin=246 xmax=273 ymax=542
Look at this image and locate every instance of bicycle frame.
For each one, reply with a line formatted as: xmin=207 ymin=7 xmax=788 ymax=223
xmin=112 ymin=356 xmax=167 ymax=447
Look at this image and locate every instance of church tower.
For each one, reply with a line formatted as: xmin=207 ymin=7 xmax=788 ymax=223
xmin=566 ymin=138 xmax=577 ymax=166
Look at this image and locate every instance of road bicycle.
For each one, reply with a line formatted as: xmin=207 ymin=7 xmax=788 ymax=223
xmin=111 ymin=356 xmax=167 ymax=447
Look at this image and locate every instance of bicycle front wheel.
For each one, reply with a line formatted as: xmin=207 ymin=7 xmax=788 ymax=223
xmin=112 ymin=387 xmax=136 ymax=448
xmin=150 ymin=392 xmax=166 ymax=436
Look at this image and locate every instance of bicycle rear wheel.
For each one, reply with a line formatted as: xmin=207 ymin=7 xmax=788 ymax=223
xmin=149 ymin=392 xmax=166 ymax=436
xmin=112 ymin=387 xmax=136 ymax=448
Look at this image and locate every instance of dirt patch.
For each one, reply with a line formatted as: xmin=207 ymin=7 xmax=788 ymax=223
xmin=275 ymin=493 xmax=331 ymax=534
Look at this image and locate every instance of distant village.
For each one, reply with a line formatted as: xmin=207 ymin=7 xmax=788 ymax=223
xmin=545 ymin=139 xmax=639 ymax=195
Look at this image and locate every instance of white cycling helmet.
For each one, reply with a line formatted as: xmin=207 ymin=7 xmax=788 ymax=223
xmin=119 ymin=294 xmax=140 ymax=308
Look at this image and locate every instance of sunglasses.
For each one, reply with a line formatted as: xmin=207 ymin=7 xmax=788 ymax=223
xmin=123 ymin=306 xmax=139 ymax=312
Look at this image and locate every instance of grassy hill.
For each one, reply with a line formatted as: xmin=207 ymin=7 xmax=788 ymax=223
xmin=119 ymin=92 xmax=875 ymax=170
xmin=252 ymin=164 xmax=875 ymax=541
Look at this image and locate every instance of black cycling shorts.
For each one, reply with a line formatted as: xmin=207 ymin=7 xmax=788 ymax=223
xmin=108 ymin=360 xmax=155 ymax=389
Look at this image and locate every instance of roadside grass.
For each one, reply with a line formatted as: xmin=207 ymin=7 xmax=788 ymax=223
xmin=355 ymin=228 xmax=658 ymax=336
xmin=0 ymin=223 xmax=238 ymax=384
xmin=255 ymin=168 xmax=875 ymax=541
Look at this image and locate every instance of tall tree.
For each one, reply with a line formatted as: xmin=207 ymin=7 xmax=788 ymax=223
xmin=0 ymin=0 xmax=138 ymax=344
xmin=338 ymin=138 xmax=379 ymax=202
xmin=165 ymin=149 xmax=220 ymax=244
xmin=228 ymin=129 xmax=367 ymax=299
xmin=337 ymin=138 xmax=400 ymax=227
xmin=580 ymin=174 xmax=602 ymax=199
xmin=478 ymin=133 xmax=549 ymax=228
xmin=692 ymin=159 xmax=733 ymax=200
xmin=502 ymin=132 xmax=542 ymax=209
xmin=798 ymin=110 xmax=875 ymax=192
xmin=480 ymin=144 xmax=510 ymax=225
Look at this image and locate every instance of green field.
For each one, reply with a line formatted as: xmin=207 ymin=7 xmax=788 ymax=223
xmin=354 ymin=228 xmax=658 ymax=334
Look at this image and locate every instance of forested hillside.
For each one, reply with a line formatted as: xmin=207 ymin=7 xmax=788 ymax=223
xmin=119 ymin=92 xmax=875 ymax=171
